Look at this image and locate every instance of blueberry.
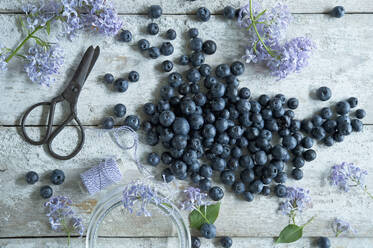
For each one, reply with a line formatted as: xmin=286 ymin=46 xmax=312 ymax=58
xmin=146 ymin=130 xmax=159 ymax=146
xmin=50 ymin=169 xmax=65 ymax=185
xmin=215 ymin=64 xmax=231 ymax=78
xmin=148 ymin=5 xmax=162 ymax=19
xmin=338 ymin=122 xmax=352 ymax=136
xmin=138 ymin=39 xmax=150 ymax=51
xmin=114 ymin=78 xmax=129 ymax=92
xmin=271 ymin=145 xmax=289 ymax=161
xmin=172 ymin=118 xmax=190 ymax=135
xmin=262 ymin=186 xmax=271 ymax=196
xmin=232 ymin=181 xmax=245 ymax=194
xmin=323 ymin=119 xmax=337 ymax=133
xmin=228 ymin=126 xmax=244 ymax=139
xmin=191 ymin=236 xmax=201 ymax=248
xmin=40 ymin=185 xmax=53 ymax=199
xmin=258 ymin=94 xmax=270 ymax=106
xmin=274 ymin=184 xmax=287 ymax=198
xmin=199 ymin=164 xmax=212 ymax=178
xmin=270 ymin=97 xmax=283 ymax=110
xmin=285 ymin=110 xmax=295 ymax=119
xmin=211 ymin=157 xmax=226 ymax=171
xmin=237 ymin=88 xmax=250 ymax=100
xmin=160 ymin=42 xmax=174 ymax=56
xmin=113 ymin=103 xmax=126 ymax=118
xmin=320 ymin=107 xmax=333 ymax=120
xmin=237 ymin=99 xmax=251 ymax=114
xmin=316 ymin=87 xmax=332 ymax=101
xmin=312 ymin=127 xmax=326 ymax=141
xmin=347 ymin=97 xmax=358 ymax=108
xmin=301 ymin=119 xmax=314 ymax=134
xmin=210 ymin=82 xmax=226 ymax=99
xmin=243 ymin=191 xmax=254 ymax=202
xmin=161 ymin=168 xmax=174 ymax=183
xmin=171 ymin=135 xmax=188 ymax=150
xmin=209 ymin=186 xmax=224 ymax=201
xmin=230 ymin=61 xmax=245 ymax=76
xmin=254 ymin=151 xmax=267 ymax=166
xmin=223 ymin=6 xmax=236 ymax=19
xmin=148 ymin=47 xmax=161 ymax=59
xmin=171 ymin=160 xmax=187 ymax=176
xmin=168 ymin=73 xmax=183 ymax=88
xmin=200 ymin=223 xmax=216 ymax=239
xmin=158 ymin=110 xmax=175 ymax=127
xmin=191 ymin=173 xmax=201 ymax=184
xmin=103 ymin=117 xmax=114 ymax=129
xmin=249 ymin=180 xmax=264 ymax=194
xmin=147 ymin=152 xmax=160 ymax=166
xmin=286 ymin=98 xmax=298 ymax=110
xmin=166 ymin=29 xmax=176 ymax=40
xmin=161 ymin=152 xmax=173 ymax=165
xmin=188 ymin=28 xmax=199 ymax=38
xmin=127 ymin=71 xmax=139 ymax=83
xmin=25 ymin=171 xmax=39 ymax=184
xmin=333 ymin=132 xmax=345 ymax=142
xmin=190 ymin=38 xmax=203 ymax=52
xmin=180 ymin=99 xmax=196 ymax=115
xmin=274 ymin=172 xmax=287 ymax=184
xmin=220 ymin=236 xmax=233 ymax=248
xmin=199 ymin=64 xmax=211 ymax=77
xmin=292 ymin=168 xmax=303 ymax=180
xmin=104 ymin=73 xmax=114 ymax=84
xmin=220 ymin=170 xmax=235 ymax=185
xmin=177 ymin=55 xmax=189 ymax=66
xmin=356 ymin=109 xmax=366 ymax=119
xmin=124 ymin=115 xmax=140 ymax=131
xmin=282 ymin=135 xmax=297 ymax=150
xmin=143 ymin=103 xmax=156 ymax=116
xmin=303 ymin=149 xmax=317 ymax=162
xmin=199 ymin=178 xmax=212 ymax=191
xmin=202 ymin=40 xmax=217 ymax=55
xmin=336 ymin=101 xmax=351 ymax=115
xmin=186 ymin=68 xmax=201 ymax=83
xmin=323 ymin=136 xmax=334 ymax=146
xmin=351 ymin=119 xmax=363 ymax=132
xmin=301 ymin=137 xmax=314 ymax=149
xmin=190 ymin=52 xmax=205 ymax=67
xmin=317 ymin=237 xmax=331 ymax=248
xmin=331 ymin=6 xmax=345 ymax=18
xmin=147 ymin=23 xmax=159 ymax=35
xmin=119 ymin=30 xmax=132 ymax=42
xmin=197 ymin=7 xmax=211 ymax=22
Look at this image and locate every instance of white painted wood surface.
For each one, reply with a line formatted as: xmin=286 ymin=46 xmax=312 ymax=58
xmin=0 ymin=0 xmax=373 ymax=247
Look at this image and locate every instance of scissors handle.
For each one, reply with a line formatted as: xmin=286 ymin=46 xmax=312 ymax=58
xmin=46 ymin=112 xmax=85 ymax=160
xmin=20 ymin=98 xmax=60 ymax=145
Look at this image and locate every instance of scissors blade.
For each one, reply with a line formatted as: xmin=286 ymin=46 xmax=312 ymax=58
xmin=70 ymin=46 xmax=100 ymax=88
xmin=85 ymin=46 xmax=100 ymax=82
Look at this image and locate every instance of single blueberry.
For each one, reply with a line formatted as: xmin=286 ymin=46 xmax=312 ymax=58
xmin=119 ymin=30 xmax=132 ymax=42
xmin=188 ymin=28 xmax=199 ymax=38
xmin=282 ymin=135 xmax=297 ymax=150
xmin=166 ymin=29 xmax=176 ymax=40
xmin=103 ymin=117 xmax=114 ymax=129
xmin=232 ymin=181 xmax=245 ymax=194
xmin=197 ymin=7 xmax=211 ymax=22
xmin=161 ymin=152 xmax=173 ymax=165
xmin=331 ymin=6 xmax=345 ymax=18
xmin=190 ymin=52 xmax=205 ymax=67
xmin=317 ymin=237 xmax=331 ymax=248
xmin=287 ymin=98 xmax=299 ymax=109
xmin=40 ymin=185 xmax=53 ymax=199
xmin=259 ymin=94 xmax=270 ymax=106
xmin=231 ymin=61 xmax=245 ymax=76
xmin=223 ymin=6 xmax=236 ymax=19
xmin=209 ymin=186 xmax=224 ymax=201
xmin=186 ymin=68 xmax=201 ymax=83
xmin=274 ymin=184 xmax=287 ymax=198
xmin=200 ymin=223 xmax=216 ymax=239
xmin=199 ymin=178 xmax=212 ymax=191
xmin=356 ymin=109 xmax=366 ymax=119
xmin=220 ymin=170 xmax=235 ymax=185
xmin=161 ymin=168 xmax=174 ymax=183
xmin=199 ymin=64 xmax=211 ymax=77
xmin=149 ymin=5 xmax=162 ymax=19
xmin=147 ymin=152 xmax=160 ymax=166
xmin=220 ymin=236 xmax=233 ymax=248
xmin=147 ymin=23 xmax=159 ymax=35
xmin=202 ymin=40 xmax=217 ymax=55
xmin=262 ymin=186 xmax=271 ymax=196
xmin=312 ymin=127 xmax=326 ymax=141
xmin=274 ymin=172 xmax=287 ymax=184
xmin=215 ymin=64 xmax=231 ymax=78
xmin=124 ymin=115 xmax=140 ymax=131
xmin=25 ymin=171 xmax=39 ymax=184
xmin=128 ymin=71 xmax=139 ymax=82
xmin=172 ymin=118 xmax=190 ymax=135
xmin=292 ymin=168 xmax=303 ymax=180
xmin=243 ymin=191 xmax=254 ymax=202
xmin=114 ymin=78 xmax=129 ymax=92
xmin=336 ymin=101 xmax=350 ymax=115
xmin=316 ymin=87 xmax=332 ymax=101
xmin=104 ymin=73 xmax=114 ymax=84
xmin=303 ymin=149 xmax=317 ymax=162
xmin=323 ymin=136 xmax=334 ymax=146
xmin=351 ymin=119 xmax=363 ymax=132
xmin=320 ymin=107 xmax=333 ymax=120
xmin=160 ymin=42 xmax=174 ymax=56
xmin=190 ymin=38 xmax=203 ymax=52
xmin=191 ymin=237 xmax=201 ymax=248
xmin=148 ymin=47 xmax=161 ymax=59
xmin=347 ymin=97 xmax=358 ymax=108
xmin=138 ymin=39 xmax=150 ymax=51
xmin=113 ymin=104 xmax=126 ymax=117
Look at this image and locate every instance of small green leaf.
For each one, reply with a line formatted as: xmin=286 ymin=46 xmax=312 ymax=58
xmin=275 ymin=224 xmax=303 ymax=244
xmin=161 ymin=202 xmax=172 ymax=209
xmin=46 ymin=21 xmax=51 ymax=35
xmin=189 ymin=202 xmax=221 ymax=230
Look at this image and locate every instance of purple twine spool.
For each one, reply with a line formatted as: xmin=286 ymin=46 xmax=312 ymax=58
xmin=80 ymin=157 xmax=123 ymax=195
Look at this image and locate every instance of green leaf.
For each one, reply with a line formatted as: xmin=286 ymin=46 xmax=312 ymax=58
xmin=161 ymin=202 xmax=172 ymax=209
xmin=275 ymin=224 xmax=303 ymax=244
xmin=46 ymin=21 xmax=51 ymax=35
xmin=189 ymin=202 xmax=221 ymax=230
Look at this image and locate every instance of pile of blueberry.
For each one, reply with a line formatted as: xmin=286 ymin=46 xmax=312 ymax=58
xmin=102 ymin=103 xmax=140 ymax=130
xmin=25 ymin=169 xmax=65 ymax=199
xmin=103 ymin=71 xmax=140 ymax=93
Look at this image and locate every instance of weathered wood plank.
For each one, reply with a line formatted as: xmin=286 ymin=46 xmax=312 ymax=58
xmin=0 ymin=14 xmax=372 ymax=126
xmin=0 ymin=126 xmax=372 ymax=238
xmin=0 ymin=0 xmax=373 ymax=14
xmin=1 ymin=237 xmax=373 ymax=248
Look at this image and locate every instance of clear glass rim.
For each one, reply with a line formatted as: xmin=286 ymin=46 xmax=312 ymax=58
xmin=86 ymin=185 xmax=191 ymax=248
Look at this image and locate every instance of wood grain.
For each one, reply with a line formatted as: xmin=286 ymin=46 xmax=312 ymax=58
xmin=1 ymin=237 xmax=373 ymax=248
xmin=0 ymin=0 xmax=373 ymax=14
xmin=0 ymin=126 xmax=372 ymax=238
xmin=0 ymin=14 xmax=372 ymax=126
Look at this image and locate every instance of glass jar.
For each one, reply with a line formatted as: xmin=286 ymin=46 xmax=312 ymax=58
xmin=85 ymin=169 xmax=191 ymax=248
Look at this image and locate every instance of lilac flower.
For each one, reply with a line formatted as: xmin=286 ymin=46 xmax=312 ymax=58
xmin=122 ymin=180 xmax=170 ymax=217
xmin=279 ymin=187 xmax=312 ymax=223
xmin=329 ymin=162 xmax=368 ymax=192
xmin=44 ymin=196 xmax=84 ymax=236
xmin=332 ymin=218 xmax=355 ymax=237
xmin=24 ymin=44 xmax=64 ymax=86
xmin=267 ymin=37 xmax=315 ymax=79
xmin=180 ymin=187 xmax=209 ymax=212
xmin=22 ymin=1 xmax=61 ymax=31
xmin=60 ymin=0 xmax=83 ymax=39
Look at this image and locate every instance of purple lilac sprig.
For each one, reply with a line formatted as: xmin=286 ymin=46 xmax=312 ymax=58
xmin=24 ymin=44 xmax=64 ymax=86
xmin=179 ymin=187 xmax=210 ymax=212
xmin=2 ymin=0 xmax=122 ymax=86
xmin=122 ymin=180 xmax=172 ymax=217
xmin=328 ymin=162 xmax=373 ymax=199
xmin=44 ymin=196 xmax=84 ymax=246
xmin=332 ymin=218 xmax=355 ymax=237
xmin=279 ymin=187 xmax=313 ymax=224
xmin=238 ymin=0 xmax=315 ymax=79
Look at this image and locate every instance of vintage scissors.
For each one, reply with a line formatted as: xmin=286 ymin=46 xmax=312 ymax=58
xmin=21 ymin=46 xmax=100 ymax=160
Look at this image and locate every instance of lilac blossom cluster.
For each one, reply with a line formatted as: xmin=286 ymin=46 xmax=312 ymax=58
xmin=179 ymin=187 xmax=209 ymax=212
xmin=238 ymin=0 xmax=315 ymax=79
xmin=24 ymin=44 xmax=64 ymax=86
xmin=44 ymin=196 xmax=84 ymax=236
xmin=329 ymin=162 xmax=368 ymax=192
xmin=279 ymin=187 xmax=312 ymax=219
xmin=332 ymin=218 xmax=355 ymax=237
xmin=122 ymin=180 xmax=171 ymax=217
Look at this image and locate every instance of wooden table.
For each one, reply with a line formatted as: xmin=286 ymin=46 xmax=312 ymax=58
xmin=1 ymin=1 xmax=373 ymax=247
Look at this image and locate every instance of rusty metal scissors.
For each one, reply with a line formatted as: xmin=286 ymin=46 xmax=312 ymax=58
xmin=21 ymin=46 xmax=100 ymax=160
